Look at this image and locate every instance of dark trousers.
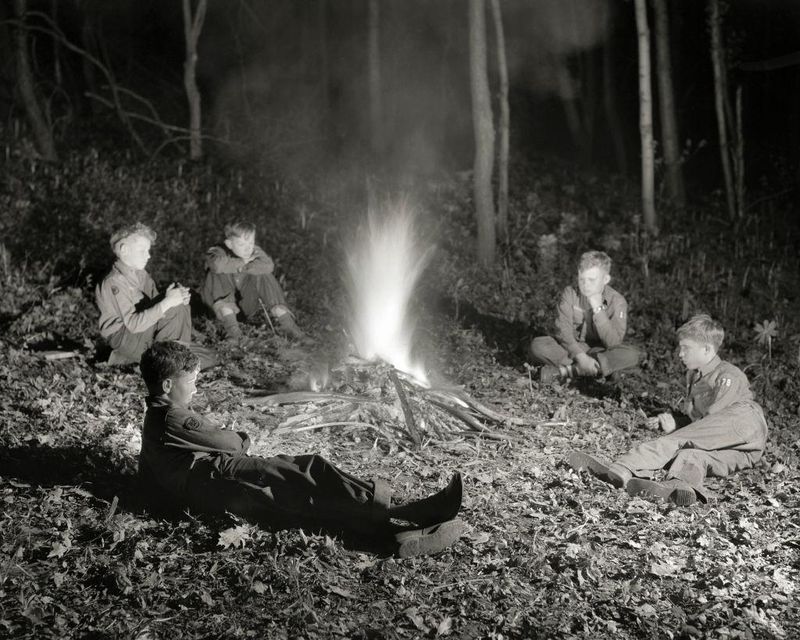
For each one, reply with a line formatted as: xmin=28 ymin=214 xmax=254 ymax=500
xmin=616 ymin=402 xmax=768 ymax=489
xmin=184 ymin=453 xmax=391 ymax=534
xmin=202 ymin=272 xmax=286 ymax=321
xmin=107 ymin=304 xmax=191 ymax=363
xmin=529 ymin=336 xmax=641 ymax=376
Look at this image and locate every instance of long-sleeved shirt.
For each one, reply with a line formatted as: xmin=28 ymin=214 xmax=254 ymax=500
xmin=205 ymin=244 xmax=274 ymax=276
xmin=140 ymin=396 xmax=250 ymax=499
xmin=554 ymin=285 xmax=628 ymax=357
xmin=677 ymin=356 xmax=756 ymax=423
xmin=95 ymin=261 xmax=166 ymax=339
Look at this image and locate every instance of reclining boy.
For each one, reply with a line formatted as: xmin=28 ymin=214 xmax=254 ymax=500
xmin=138 ymin=341 xmax=464 ymax=557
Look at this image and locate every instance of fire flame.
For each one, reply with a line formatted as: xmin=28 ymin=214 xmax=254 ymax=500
xmin=345 ymin=204 xmax=431 ymax=384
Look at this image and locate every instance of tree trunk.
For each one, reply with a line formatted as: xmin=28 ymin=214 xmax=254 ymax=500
xmin=489 ymin=0 xmax=509 ymax=243
xmin=468 ymin=0 xmax=496 ymax=266
xmin=602 ymin=40 xmax=628 ymax=174
xmin=634 ymin=0 xmax=657 ymax=233
xmin=652 ymin=0 xmax=685 ymax=208
xmin=708 ymin=0 xmax=736 ymax=220
xmin=12 ymin=0 xmax=58 ymax=161
xmin=367 ymin=0 xmax=383 ymax=157
xmin=182 ymin=0 xmax=207 ymax=161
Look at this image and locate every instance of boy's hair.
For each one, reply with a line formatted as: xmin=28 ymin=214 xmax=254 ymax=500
xmin=677 ymin=314 xmax=725 ymax=350
xmin=140 ymin=342 xmax=200 ymax=395
xmin=224 ymin=221 xmax=256 ymax=239
xmin=578 ymin=250 xmax=612 ymax=274
xmin=110 ymin=222 xmax=156 ymax=253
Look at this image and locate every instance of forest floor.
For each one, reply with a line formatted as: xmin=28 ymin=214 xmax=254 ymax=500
xmin=1 ymin=152 xmax=799 ymax=639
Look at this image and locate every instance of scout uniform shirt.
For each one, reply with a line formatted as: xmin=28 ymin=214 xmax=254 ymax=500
xmin=555 ymin=284 xmax=628 ymax=357
xmin=680 ymin=356 xmax=756 ymax=421
xmin=95 ymin=260 xmax=166 ymax=339
xmin=140 ymin=396 xmax=249 ymax=499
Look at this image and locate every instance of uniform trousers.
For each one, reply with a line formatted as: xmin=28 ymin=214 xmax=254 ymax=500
xmin=107 ymin=304 xmax=191 ymax=363
xmin=184 ymin=453 xmax=391 ymax=534
xmin=529 ymin=336 xmax=641 ymax=376
xmin=202 ymin=272 xmax=286 ymax=321
xmin=616 ymin=401 xmax=768 ymax=488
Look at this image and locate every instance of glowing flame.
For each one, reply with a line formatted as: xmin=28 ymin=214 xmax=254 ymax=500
xmin=346 ymin=204 xmax=431 ymax=384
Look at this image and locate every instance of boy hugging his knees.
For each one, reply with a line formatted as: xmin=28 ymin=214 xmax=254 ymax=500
xmin=529 ymin=250 xmax=641 ymax=384
xmin=201 ymin=221 xmax=306 ymax=341
xmin=138 ymin=341 xmax=465 ymax=557
xmin=568 ymin=314 xmax=769 ymax=506
xmin=95 ymin=223 xmax=194 ymax=365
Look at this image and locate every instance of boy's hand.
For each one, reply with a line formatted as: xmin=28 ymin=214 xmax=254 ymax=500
xmin=587 ymin=293 xmax=604 ymax=309
xmin=574 ymin=352 xmax=600 ymax=376
xmin=164 ymin=283 xmax=191 ymax=309
xmin=657 ymin=412 xmax=676 ymax=434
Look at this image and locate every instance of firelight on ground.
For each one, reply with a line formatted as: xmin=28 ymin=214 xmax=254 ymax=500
xmin=346 ymin=205 xmax=431 ymax=385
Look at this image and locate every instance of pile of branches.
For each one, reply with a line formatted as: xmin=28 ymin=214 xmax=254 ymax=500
xmin=243 ymin=358 xmax=525 ymax=447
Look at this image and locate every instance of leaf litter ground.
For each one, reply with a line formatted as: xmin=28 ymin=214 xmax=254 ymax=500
xmin=1 ymin=157 xmax=799 ymax=639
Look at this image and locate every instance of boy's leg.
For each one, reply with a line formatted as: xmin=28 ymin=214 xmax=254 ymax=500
xmin=528 ymin=336 xmax=571 ymax=367
xmin=153 ymin=303 xmax=192 ymax=344
xmin=615 ymin=404 xmax=767 ymax=479
xmin=212 ymin=453 xmax=391 ymax=532
xmin=593 ymin=344 xmax=642 ymax=376
xmin=237 ymin=273 xmax=287 ymax=322
xmin=106 ymin=325 xmax=155 ymax=364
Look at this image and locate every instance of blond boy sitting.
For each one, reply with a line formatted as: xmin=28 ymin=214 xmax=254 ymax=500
xmin=95 ymin=223 xmax=194 ymax=365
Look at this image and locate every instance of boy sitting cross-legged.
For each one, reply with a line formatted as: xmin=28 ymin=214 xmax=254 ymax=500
xmin=529 ymin=250 xmax=641 ymax=384
xmin=201 ymin=221 xmax=306 ymax=341
xmin=95 ymin=222 xmax=215 ymax=368
xmin=138 ymin=341 xmax=465 ymax=557
xmin=568 ymin=314 xmax=769 ymax=506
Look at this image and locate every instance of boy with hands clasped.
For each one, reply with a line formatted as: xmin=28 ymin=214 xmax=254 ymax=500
xmin=96 ymin=223 xmax=195 ymax=365
xmin=568 ymin=314 xmax=769 ymax=506
xmin=529 ymin=250 xmax=641 ymax=384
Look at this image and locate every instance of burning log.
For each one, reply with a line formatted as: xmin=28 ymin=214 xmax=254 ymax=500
xmin=243 ymin=360 xmax=525 ymax=448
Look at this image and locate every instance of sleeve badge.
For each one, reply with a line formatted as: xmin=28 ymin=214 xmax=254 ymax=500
xmin=619 ymin=310 xmax=625 ymax=318
xmin=184 ymin=417 xmax=201 ymax=430
xmin=111 ymin=285 xmax=119 ymax=295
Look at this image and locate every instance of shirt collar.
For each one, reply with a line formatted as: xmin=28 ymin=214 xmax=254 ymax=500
xmin=114 ymin=259 xmax=143 ymax=279
xmin=697 ymin=355 xmax=722 ymax=379
xmin=146 ymin=395 xmax=173 ymax=409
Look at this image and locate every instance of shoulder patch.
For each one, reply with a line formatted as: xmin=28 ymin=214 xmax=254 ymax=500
xmin=184 ymin=416 xmax=201 ymax=430
xmin=619 ymin=310 xmax=625 ymax=319
xmin=111 ymin=285 xmax=119 ymax=295
xmin=717 ymin=377 xmax=732 ymax=388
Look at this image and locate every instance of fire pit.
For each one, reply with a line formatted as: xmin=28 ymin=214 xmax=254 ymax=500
xmin=244 ymin=204 xmax=525 ymax=447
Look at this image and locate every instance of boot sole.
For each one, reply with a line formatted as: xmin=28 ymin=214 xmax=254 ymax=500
xmin=395 ymin=519 xmax=464 ymax=558
xmin=567 ymin=451 xmax=625 ymax=488
xmin=626 ymin=479 xmax=696 ymax=506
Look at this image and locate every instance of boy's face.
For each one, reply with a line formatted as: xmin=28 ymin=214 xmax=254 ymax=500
xmin=118 ymin=234 xmax=151 ymax=271
xmin=163 ymin=367 xmax=199 ymax=408
xmin=678 ymin=338 xmax=716 ymax=371
xmin=225 ymin=232 xmax=255 ymax=260
xmin=578 ymin=266 xmax=610 ymax=298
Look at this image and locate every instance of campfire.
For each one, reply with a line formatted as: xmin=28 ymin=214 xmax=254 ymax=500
xmin=245 ymin=204 xmax=524 ymax=446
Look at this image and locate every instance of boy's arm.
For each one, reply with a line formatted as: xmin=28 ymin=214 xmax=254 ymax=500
xmin=592 ymin=295 xmax=627 ymax=347
xmin=206 ymin=246 xmax=247 ymax=274
xmin=242 ymin=246 xmax=274 ymax=275
xmin=99 ymin=274 xmax=166 ymax=335
xmin=164 ymin=410 xmax=250 ymax=454
xmin=555 ymin=288 xmax=590 ymax=356
xmin=704 ymin=368 xmax=750 ymax=416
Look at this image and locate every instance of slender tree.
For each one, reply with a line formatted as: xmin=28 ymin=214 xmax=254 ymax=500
xmin=708 ymin=0 xmax=737 ymax=220
xmin=11 ymin=0 xmax=58 ymax=161
xmin=368 ymin=0 xmax=383 ymax=156
xmin=489 ymin=0 xmax=509 ymax=242
xmin=182 ymin=0 xmax=207 ymax=160
xmin=468 ymin=0 xmax=496 ymax=265
xmin=602 ymin=39 xmax=628 ymax=174
xmin=634 ymin=0 xmax=657 ymax=233
xmin=652 ymin=0 xmax=685 ymax=208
